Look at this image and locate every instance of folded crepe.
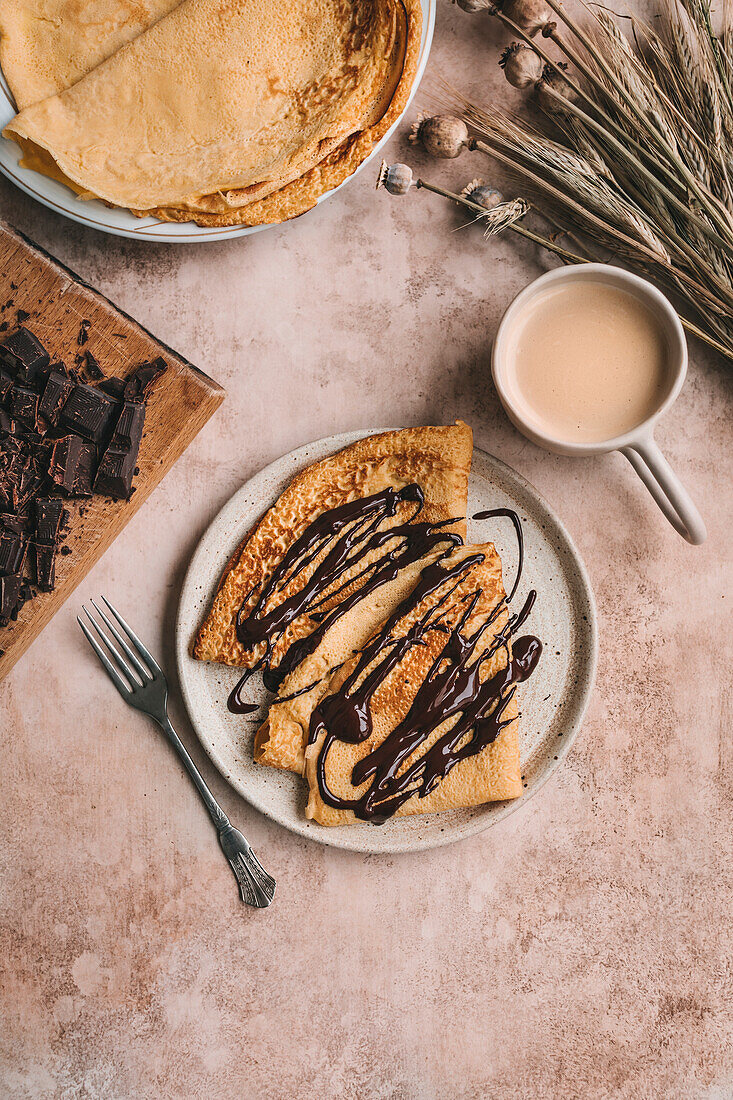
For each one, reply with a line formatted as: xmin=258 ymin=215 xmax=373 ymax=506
xmin=304 ymin=543 xmax=536 ymax=826
xmin=194 ymin=423 xmax=473 ymax=773
xmin=3 ymin=0 xmax=421 ymax=226
xmin=0 ymin=0 xmax=181 ymax=110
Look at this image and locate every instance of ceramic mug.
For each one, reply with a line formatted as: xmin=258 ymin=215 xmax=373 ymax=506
xmin=492 ymin=263 xmax=707 ymax=545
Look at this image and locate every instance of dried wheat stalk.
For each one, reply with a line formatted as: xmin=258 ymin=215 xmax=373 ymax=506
xmin=420 ymin=0 xmax=733 ymax=361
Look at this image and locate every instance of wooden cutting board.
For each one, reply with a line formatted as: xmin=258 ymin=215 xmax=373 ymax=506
xmin=0 ymin=220 xmax=225 ymax=680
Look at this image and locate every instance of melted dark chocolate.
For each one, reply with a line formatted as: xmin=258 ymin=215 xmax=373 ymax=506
xmin=308 ymin=506 xmax=541 ymax=822
xmin=234 ymin=484 xmax=462 ymax=693
xmin=227 ymin=672 xmax=260 ymax=715
xmin=473 ymin=508 xmax=524 ymax=602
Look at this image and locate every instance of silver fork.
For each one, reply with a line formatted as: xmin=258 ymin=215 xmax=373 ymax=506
xmin=77 ymin=597 xmax=275 ymax=908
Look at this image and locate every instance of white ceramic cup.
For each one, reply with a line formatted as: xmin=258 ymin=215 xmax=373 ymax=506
xmin=492 ymin=263 xmax=707 ymax=545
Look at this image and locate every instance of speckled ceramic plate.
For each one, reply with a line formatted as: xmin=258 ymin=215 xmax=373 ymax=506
xmin=0 ymin=0 xmax=434 ymax=243
xmin=176 ymin=431 xmax=597 ymax=853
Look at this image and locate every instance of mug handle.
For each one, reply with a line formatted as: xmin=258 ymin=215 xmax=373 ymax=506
xmin=620 ymin=432 xmax=707 ymax=545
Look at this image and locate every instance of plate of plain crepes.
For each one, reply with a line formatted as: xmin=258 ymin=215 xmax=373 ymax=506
xmin=177 ymin=423 xmax=598 ymax=853
xmin=0 ymin=0 xmax=432 ymax=242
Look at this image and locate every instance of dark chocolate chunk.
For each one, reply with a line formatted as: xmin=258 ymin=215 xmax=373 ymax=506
xmin=60 ymin=383 xmax=118 ymax=442
xmin=123 ymin=358 xmax=166 ymax=402
xmin=11 ymin=456 xmax=43 ymax=512
xmin=83 ymin=351 xmax=104 ymax=380
xmin=0 ymin=572 xmax=22 ymax=625
xmin=0 ymin=368 xmax=13 ymax=401
xmin=39 ymin=370 xmax=74 ymax=425
xmin=49 ymin=436 xmax=84 ymax=494
xmin=71 ymin=442 xmax=96 ymax=496
xmin=35 ymin=542 xmax=57 ymax=591
xmin=0 ymin=327 xmax=50 ymax=382
xmin=34 ymin=498 xmax=64 ymax=544
xmin=0 ymin=514 xmax=30 ymax=536
xmin=32 ymin=499 xmax=64 ymax=594
xmin=99 ymin=376 xmax=126 ymax=400
xmin=0 ymin=529 xmax=27 ymax=574
xmin=0 ymin=410 xmax=16 ymax=435
xmin=16 ymin=309 xmax=29 ymax=324
xmin=9 ymin=385 xmax=40 ymax=430
xmin=48 ymin=436 xmax=97 ymax=497
xmin=94 ymin=400 xmax=145 ymax=500
xmin=60 ymin=545 xmax=72 ymax=556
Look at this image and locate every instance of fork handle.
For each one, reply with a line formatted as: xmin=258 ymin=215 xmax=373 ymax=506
xmin=157 ymin=715 xmax=230 ymax=831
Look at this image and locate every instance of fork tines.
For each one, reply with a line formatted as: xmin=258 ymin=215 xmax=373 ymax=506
xmin=77 ymin=597 xmax=160 ymax=697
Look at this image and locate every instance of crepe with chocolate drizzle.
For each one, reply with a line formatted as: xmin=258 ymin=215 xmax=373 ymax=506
xmin=193 ymin=423 xmax=473 ymax=772
xmin=304 ymin=543 xmax=534 ymax=825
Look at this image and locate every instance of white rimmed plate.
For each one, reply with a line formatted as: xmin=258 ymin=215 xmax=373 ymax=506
xmin=0 ymin=0 xmax=435 ymax=243
xmin=175 ymin=431 xmax=598 ymax=854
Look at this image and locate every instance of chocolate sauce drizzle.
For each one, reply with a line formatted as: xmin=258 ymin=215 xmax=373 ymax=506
xmin=473 ymin=508 xmax=523 ymax=602
xmin=227 ymin=676 xmax=260 ymax=715
xmin=308 ymin=507 xmax=542 ymax=822
xmin=226 ymin=484 xmax=461 ymax=714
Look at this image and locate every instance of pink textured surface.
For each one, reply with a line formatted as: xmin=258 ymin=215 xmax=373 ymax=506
xmin=1 ymin=7 xmax=731 ymax=1098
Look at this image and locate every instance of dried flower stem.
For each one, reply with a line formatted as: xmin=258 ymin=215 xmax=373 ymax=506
xmin=468 ymin=137 xmax=731 ymax=313
xmin=485 ymin=10 xmax=733 ymax=252
xmin=415 ymin=179 xmax=586 ymax=262
xmin=415 ymin=178 xmax=732 ymax=357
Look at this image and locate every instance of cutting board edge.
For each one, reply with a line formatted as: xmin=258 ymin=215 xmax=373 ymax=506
xmin=0 ymin=218 xmax=225 ymax=396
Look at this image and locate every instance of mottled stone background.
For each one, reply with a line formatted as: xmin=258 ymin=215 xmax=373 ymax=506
xmin=1 ymin=4 xmax=731 ymax=1098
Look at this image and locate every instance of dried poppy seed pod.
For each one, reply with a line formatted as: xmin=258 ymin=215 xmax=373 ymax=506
xmin=494 ymin=0 xmax=555 ymax=36
xmin=500 ymin=43 xmax=543 ymax=88
xmin=461 ymin=179 xmax=503 ymax=209
xmin=377 ymin=160 xmax=414 ymax=195
xmin=535 ymin=63 xmax=579 ymax=113
xmin=409 ymin=114 xmax=470 ymax=159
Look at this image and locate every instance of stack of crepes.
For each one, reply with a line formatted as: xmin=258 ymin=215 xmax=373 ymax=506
xmin=0 ymin=0 xmax=421 ymax=226
xmin=193 ymin=424 xmax=533 ymax=826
